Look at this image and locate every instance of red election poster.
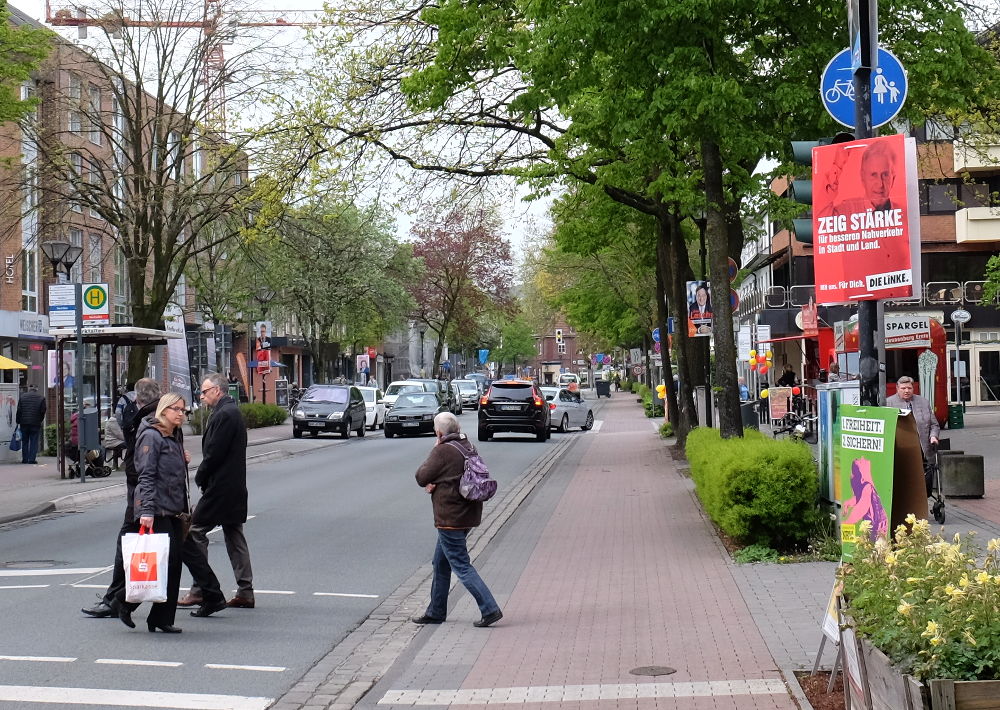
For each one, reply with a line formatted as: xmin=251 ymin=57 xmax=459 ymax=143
xmin=811 ymin=134 xmax=921 ymax=304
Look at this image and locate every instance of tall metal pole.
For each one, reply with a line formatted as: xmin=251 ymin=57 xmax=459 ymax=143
xmin=852 ymin=0 xmax=884 ymax=407
xmin=75 ymin=281 xmax=86 ymax=484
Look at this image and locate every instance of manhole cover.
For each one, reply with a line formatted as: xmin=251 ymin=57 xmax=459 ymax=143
xmin=630 ymin=666 xmax=677 ymax=677
xmin=1 ymin=560 xmax=63 ymax=569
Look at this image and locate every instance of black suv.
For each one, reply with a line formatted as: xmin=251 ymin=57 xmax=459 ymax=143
xmin=292 ymin=385 xmax=367 ymax=439
xmin=478 ymin=380 xmax=552 ymax=442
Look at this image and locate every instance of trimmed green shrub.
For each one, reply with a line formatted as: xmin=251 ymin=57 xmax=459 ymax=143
xmin=641 ymin=391 xmax=663 ymax=418
xmin=658 ymin=421 xmax=674 ymax=438
xmin=685 ymin=427 xmax=819 ymax=549
xmin=43 ymin=423 xmax=62 ymax=457
xmin=634 ymin=383 xmax=649 ymax=401
xmin=238 ymin=403 xmax=288 ymax=429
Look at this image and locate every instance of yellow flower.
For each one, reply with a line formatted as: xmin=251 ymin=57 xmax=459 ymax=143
xmin=988 ymin=539 xmax=1000 ymax=553
xmin=922 ymin=621 xmax=939 ymax=637
xmin=930 ymin=636 xmax=944 ymax=647
xmin=885 ymin=552 xmax=898 ymax=567
xmin=959 ymin=574 xmax=970 ymax=588
xmin=858 ymin=520 xmax=873 ymax=537
xmin=945 ymin=584 xmax=964 ymax=598
xmin=976 ymin=572 xmax=990 ymax=585
xmin=905 ymin=513 xmax=917 ymax=525
xmin=897 ymin=601 xmax=914 ymax=615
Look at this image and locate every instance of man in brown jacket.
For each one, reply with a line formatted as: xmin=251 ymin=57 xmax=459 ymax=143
xmin=412 ymin=412 xmax=502 ymax=628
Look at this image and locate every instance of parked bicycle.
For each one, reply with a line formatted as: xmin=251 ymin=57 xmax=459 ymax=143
xmin=772 ymin=410 xmax=818 ymax=444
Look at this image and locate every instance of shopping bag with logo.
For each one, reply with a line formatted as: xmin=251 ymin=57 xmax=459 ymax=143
xmin=122 ymin=526 xmax=169 ymax=603
xmin=8 ymin=426 xmax=21 ymax=452
xmin=446 ymin=441 xmax=497 ymax=502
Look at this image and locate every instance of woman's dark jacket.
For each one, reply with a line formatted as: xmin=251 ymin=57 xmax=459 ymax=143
xmin=133 ymin=417 xmax=189 ymax=519
xmin=193 ymin=395 xmax=248 ymax=526
xmin=123 ymin=400 xmax=161 ymax=523
xmin=415 ymin=433 xmax=482 ymax=529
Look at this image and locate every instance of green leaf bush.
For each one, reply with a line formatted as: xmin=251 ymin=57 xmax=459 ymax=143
xmin=685 ymin=427 xmax=819 ymax=548
xmin=238 ymin=403 xmax=288 ymax=429
xmin=188 ymin=407 xmax=210 ymax=435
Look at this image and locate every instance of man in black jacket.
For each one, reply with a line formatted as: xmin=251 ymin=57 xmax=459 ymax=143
xmin=81 ymin=378 xmax=160 ymax=617
xmin=179 ymin=372 xmax=254 ymax=613
xmin=15 ymin=384 xmax=46 ymax=465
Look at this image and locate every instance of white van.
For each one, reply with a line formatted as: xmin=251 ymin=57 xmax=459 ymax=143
xmin=557 ymin=372 xmax=580 ymax=387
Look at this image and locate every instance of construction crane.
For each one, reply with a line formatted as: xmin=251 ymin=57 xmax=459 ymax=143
xmin=44 ymin=0 xmax=326 ymax=128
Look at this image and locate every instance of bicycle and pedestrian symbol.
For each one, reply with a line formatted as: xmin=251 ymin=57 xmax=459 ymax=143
xmin=820 ymin=47 xmax=907 ymax=129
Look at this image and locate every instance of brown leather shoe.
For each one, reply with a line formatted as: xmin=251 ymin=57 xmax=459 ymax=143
xmin=177 ymin=593 xmax=204 ymax=607
xmin=226 ymin=597 xmax=255 ymax=609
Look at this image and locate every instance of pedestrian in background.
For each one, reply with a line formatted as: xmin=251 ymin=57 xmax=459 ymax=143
xmin=738 ymin=377 xmax=750 ymax=402
xmin=411 ymin=412 xmax=502 ymax=628
xmin=15 ymin=384 xmax=46 ymax=465
xmin=82 ymin=379 xmax=160 ymax=619
xmin=776 ymin=364 xmax=797 ymax=387
xmin=178 ymin=372 xmax=254 ymax=613
xmin=886 ymin=375 xmax=939 ymax=461
xmin=116 ymin=392 xmax=191 ymax=633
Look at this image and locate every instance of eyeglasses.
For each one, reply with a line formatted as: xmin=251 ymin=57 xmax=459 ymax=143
xmin=165 ymin=405 xmax=189 ymax=414
xmin=200 ymin=385 xmax=219 ymax=396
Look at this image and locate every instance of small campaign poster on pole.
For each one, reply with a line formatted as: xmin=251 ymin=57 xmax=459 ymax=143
xmin=836 ymin=405 xmax=898 ymax=561
xmin=811 ymin=133 xmax=921 ymax=304
xmin=254 ymin=321 xmax=272 ymax=376
xmin=686 ymin=281 xmax=713 ymax=337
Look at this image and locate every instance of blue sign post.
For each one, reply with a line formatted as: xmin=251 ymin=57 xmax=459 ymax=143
xmin=820 ymin=47 xmax=906 ymax=129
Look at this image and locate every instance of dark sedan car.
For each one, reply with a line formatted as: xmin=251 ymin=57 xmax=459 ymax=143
xmin=384 ymin=392 xmax=448 ymax=438
xmin=292 ymin=385 xmax=367 ymax=439
xmin=478 ymin=380 xmax=551 ymax=442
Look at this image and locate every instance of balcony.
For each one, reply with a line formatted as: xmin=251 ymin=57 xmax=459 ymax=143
xmin=955 ymin=206 xmax=1000 ymax=244
xmin=953 ymin=139 xmax=1000 ymax=174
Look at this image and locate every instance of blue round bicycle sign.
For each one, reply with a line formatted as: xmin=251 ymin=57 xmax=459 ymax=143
xmin=820 ymin=47 xmax=907 ymax=129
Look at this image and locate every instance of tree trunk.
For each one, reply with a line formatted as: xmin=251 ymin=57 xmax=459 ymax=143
xmin=655 ymin=239 xmax=679 ymax=428
xmin=702 ymin=138 xmax=742 ymax=439
xmin=659 ymin=211 xmax=696 ymax=446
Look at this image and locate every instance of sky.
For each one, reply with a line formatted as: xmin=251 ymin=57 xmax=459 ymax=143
xmin=12 ymin=0 xmax=552 ymax=261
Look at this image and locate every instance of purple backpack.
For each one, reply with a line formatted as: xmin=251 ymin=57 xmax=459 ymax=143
xmin=446 ymin=441 xmax=498 ymax=502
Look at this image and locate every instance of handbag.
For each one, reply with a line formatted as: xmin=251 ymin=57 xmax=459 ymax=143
xmin=9 ymin=426 xmax=21 ymax=452
xmin=122 ymin=526 xmax=170 ymax=603
xmin=176 ymin=468 xmax=193 ymax=541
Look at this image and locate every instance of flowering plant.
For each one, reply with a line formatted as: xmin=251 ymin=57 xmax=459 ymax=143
xmin=839 ymin=516 xmax=1000 ymax=681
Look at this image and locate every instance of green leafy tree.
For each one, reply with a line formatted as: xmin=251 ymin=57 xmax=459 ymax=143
xmin=492 ymin=315 xmax=536 ymax=376
xmin=0 ymin=7 xmax=50 ymax=124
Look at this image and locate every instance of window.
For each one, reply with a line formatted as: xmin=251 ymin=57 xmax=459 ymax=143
xmin=88 ymin=85 xmax=102 ymax=144
xmin=88 ymin=160 xmax=102 ymax=218
xmin=70 ymin=153 xmax=83 ymax=212
xmin=114 ymin=248 xmax=129 ymax=323
xmin=167 ymin=131 xmax=181 ymax=174
xmin=557 ymin=343 xmax=566 ymax=354
xmin=69 ymin=110 xmax=83 ymax=134
xmin=21 ymin=250 xmax=36 ymax=312
xmin=69 ymin=228 xmax=83 ymax=282
xmin=961 ymin=182 xmax=991 ymax=209
xmin=87 ymin=233 xmax=102 ymax=282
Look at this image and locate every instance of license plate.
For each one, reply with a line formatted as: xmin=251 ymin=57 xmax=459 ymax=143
xmin=402 ymin=422 xmax=419 ymax=427
xmin=308 ymin=422 xmax=326 ymax=427
xmin=500 ymin=405 xmax=521 ymax=411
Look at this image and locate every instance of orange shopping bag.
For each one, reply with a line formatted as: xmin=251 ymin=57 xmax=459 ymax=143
xmin=122 ymin=526 xmax=169 ymax=603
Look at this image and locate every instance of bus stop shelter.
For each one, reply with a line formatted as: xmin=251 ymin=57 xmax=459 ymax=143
xmin=49 ymin=326 xmax=182 ymax=479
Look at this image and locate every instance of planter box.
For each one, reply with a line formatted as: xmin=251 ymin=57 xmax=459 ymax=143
xmin=859 ymin=638 xmax=1000 ymax=710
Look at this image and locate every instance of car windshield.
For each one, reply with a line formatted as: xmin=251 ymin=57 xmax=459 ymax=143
xmin=455 ymin=381 xmax=479 ymax=393
xmin=360 ymin=389 xmax=375 ymax=402
xmin=386 ymin=384 xmax=422 ymax=396
xmin=540 ymin=387 xmax=558 ymax=401
xmin=489 ymin=384 xmax=534 ymax=401
xmin=396 ymin=393 xmax=437 ymax=408
xmin=303 ymin=387 xmax=348 ymax=404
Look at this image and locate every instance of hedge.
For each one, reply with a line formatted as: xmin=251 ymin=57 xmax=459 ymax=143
xmin=685 ymin=427 xmax=819 ymax=548
xmin=238 ymin=403 xmax=288 ymax=429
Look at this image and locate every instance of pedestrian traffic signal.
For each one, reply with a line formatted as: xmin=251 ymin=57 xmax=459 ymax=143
xmin=787 ymin=133 xmax=855 ymax=244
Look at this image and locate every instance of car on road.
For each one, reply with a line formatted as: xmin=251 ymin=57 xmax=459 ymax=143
xmin=478 ymin=379 xmax=552 ymax=442
xmin=556 ymin=373 xmax=581 ymax=388
xmin=453 ymin=379 xmax=483 ymax=410
xmin=384 ymin=392 xmax=448 ymax=438
xmin=383 ymin=380 xmax=426 ymax=409
xmin=465 ymin=372 xmax=489 ymax=392
xmin=292 ymin=385 xmax=367 ymax=439
xmin=357 ymin=386 xmax=385 ymax=430
xmin=540 ymin=386 xmax=594 ymax=432
xmin=406 ymin=378 xmax=460 ymax=414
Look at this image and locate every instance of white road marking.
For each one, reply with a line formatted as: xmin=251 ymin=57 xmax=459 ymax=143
xmin=66 ymin=566 xmax=114 ymax=585
xmin=248 ymin=589 xmax=294 ymax=595
xmin=0 ymin=584 xmax=49 ymax=590
xmin=313 ymin=592 xmax=379 ymax=598
xmin=378 ymin=679 xmax=788 ymax=705
xmin=0 ymin=568 xmax=107 ymax=577
xmin=205 ymin=664 xmax=286 ymax=672
xmin=96 ymin=658 xmax=184 ymax=668
xmin=591 ymin=419 xmax=603 ymax=432
xmin=0 ymin=685 xmax=273 ymax=709
xmin=0 ymin=656 xmax=76 ymax=663
xmin=70 ymin=583 xmax=107 ymax=589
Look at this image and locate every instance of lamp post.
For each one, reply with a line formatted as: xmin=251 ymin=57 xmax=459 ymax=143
xmin=252 ymin=287 xmax=275 ymax=404
xmin=41 ymin=241 xmax=85 ymax=483
xmin=417 ymin=324 xmax=427 ymax=377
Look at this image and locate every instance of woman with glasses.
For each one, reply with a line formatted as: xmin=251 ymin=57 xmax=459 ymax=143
xmin=116 ymin=393 xmax=191 ymax=633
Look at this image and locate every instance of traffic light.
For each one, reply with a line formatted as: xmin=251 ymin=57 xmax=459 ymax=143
xmin=555 ymin=328 xmax=563 ymax=344
xmin=787 ymin=133 xmax=855 ymax=244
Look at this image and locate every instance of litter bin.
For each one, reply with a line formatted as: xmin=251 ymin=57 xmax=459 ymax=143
xmin=740 ymin=401 xmax=758 ymax=430
xmin=595 ymin=380 xmax=611 ymax=398
xmin=947 ymin=404 xmax=964 ymax=430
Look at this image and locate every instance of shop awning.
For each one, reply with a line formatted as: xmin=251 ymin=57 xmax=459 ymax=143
xmin=0 ymin=355 xmax=28 ymax=369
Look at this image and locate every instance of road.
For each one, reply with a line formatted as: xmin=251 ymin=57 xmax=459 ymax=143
xmin=0 ymin=423 xmax=569 ymax=709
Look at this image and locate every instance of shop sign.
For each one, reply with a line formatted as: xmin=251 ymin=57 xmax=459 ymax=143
xmin=883 ymin=315 xmax=931 ymax=349
xmin=4 ymin=255 xmax=15 ymax=285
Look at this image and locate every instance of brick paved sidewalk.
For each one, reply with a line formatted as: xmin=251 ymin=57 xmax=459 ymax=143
xmin=361 ymin=395 xmax=800 ymax=709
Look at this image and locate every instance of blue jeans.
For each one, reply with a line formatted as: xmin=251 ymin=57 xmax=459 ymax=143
xmin=426 ymin=528 xmax=499 ymax=620
xmin=21 ymin=426 xmax=41 ymax=464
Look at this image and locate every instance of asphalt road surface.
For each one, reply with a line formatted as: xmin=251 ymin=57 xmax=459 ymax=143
xmin=0 ymin=424 xmax=566 ymax=709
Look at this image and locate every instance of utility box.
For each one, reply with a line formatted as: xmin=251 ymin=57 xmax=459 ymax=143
xmin=740 ymin=402 xmax=758 ymax=430
xmin=79 ymin=407 xmax=100 ymax=450
xmin=947 ymin=403 xmax=964 ymax=430
xmin=940 ymin=454 xmax=985 ymax=498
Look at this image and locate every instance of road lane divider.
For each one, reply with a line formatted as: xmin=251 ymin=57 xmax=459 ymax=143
xmin=0 ymin=567 xmax=107 ymax=577
xmin=96 ymin=658 xmax=184 ymax=668
xmin=0 ymin=685 xmax=273 ymax=709
xmin=205 ymin=664 xmax=286 ymax=672
xmin=0 ymin=655 xmax=75 ymax=663
xmin=313 ymin=592 xmax=379 ymax=598
xmin=0 ymin=584 xmax=49 ymax=589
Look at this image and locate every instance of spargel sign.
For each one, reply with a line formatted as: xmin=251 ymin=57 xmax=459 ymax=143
xmin=883 ymin=315 xmax=931 ymax=350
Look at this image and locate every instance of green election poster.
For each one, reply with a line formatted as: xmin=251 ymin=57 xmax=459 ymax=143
xmin=836 ymin=405 xmax=898 ymax=561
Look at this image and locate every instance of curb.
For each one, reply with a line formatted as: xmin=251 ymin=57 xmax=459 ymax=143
xmin=782 ymin=667 xmax=815 ymax=710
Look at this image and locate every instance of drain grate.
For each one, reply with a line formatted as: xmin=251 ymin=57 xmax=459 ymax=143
xmin=630 ymin=665 xmax=677 ymax=677
xmin=1 ymin=560 xmax=64 ymax=569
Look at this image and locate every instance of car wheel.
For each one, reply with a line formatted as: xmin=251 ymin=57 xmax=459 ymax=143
xmin=559 ymin=414 xmax=569 ymax=433
xmin=536 ymin=426 xmax=547 ymax=442
xmin=385 ymin=427 xmax=395 ymax=438
xmin=310 ymin=430 xmax=319 ymax=438
xmin=293 ymin=428 xmax=302 ymax=439
xmin=341 ymin=420 xmax=351 ymax=439
xmin=357 ymin=420 xmax=366 ymax=437
xmin=583 ymin=411 xmax=594 ymax=430
xmin=478 ymin=426 xmax=491 ymax=442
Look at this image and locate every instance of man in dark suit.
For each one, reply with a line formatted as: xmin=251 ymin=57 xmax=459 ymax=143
xmin=179 ymin=372 xmax=254 ymax=613
xmin=15 ymin=384 xmax=46 ymax=465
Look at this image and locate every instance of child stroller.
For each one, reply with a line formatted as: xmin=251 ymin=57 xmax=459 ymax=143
xmin=925 ymin=443 xmax=946 ymax=524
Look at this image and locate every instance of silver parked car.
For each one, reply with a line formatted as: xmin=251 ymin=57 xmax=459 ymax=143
xmin=540 ymin=386 xmax=594 ymax=433
xmin=452 ymin=379 xmax=483 ymax=410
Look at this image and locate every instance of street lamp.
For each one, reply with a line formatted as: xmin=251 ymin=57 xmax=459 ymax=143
xmin=41 ymin=240 xmax=85 ymax=483
xmin=417 ymin=324 xmax=427 ymax=376
xmin=252 ymin=287 xmax=275 ymax=403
